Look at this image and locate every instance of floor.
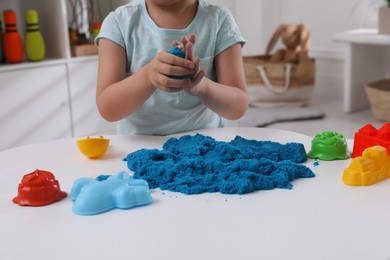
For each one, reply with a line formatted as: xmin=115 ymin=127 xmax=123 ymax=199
xmin=236 ymin=95 xmax=384 ymax=140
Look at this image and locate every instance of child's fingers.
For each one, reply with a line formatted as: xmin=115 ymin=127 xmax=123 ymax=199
xmin=161 ymin=52 xmax=195 ymax=70
xmin=171 ymin=40 xmax=181 ymax=46
xmin=186 ymin=42 xmax=194 ymax=61
xmin=188 ymin=33 xmax=197 ymax=44
xmin=180 ymin=36 xmax=189 ymax=57
xmin=172 ymin=34 xmax=196 ymax=47
xmin=193 ymin=57 xmax=201 ymax=74
xmin=181 ymin=35 xmax=189 ymax=45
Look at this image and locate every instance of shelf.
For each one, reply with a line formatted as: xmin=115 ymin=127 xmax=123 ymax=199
xmin=0 ymin=0 xmax=69 ymax=70
xmin=0 ymin=0 xmax=133 ymax=68
xmin=0 ymin=58 xmax=69 ymax=72
xmin=333 ymin=28 xmax=390 ymax=45
xmin=0 ymin=0 xmax=129 ymax=150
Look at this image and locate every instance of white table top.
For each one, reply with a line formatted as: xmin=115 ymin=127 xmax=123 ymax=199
xmin=1 ymin=127 xmax=389 ymax=260
xmin=333 ymin=28 xmax=390 ymax=45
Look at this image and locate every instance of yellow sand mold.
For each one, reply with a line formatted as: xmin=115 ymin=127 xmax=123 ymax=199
xmin=343 ymin=146 xmax=390 ymax=186
xmin=77 ymin=136 xmax=110 ymax=158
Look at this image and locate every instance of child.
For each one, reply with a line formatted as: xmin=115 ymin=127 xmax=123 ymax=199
xmin=95 ymin=0 xmax=248 ymax=135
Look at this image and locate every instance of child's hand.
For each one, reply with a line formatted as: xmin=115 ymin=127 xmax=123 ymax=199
xmin=171 ymin=33 xmax=196 ymax=58
xmin=183 ymin=41 xmax=206 ymax=96
xmin=146 ymin=34 xmax=205 ymax=93
xmin=146 ymin=51 xmax=197 ymax=92
xmin=174 ymin=34 xmax=206 ymax=96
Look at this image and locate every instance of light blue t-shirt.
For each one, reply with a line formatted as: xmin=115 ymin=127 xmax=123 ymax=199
xmin=96 ymin=0 xmax=245 ymax=135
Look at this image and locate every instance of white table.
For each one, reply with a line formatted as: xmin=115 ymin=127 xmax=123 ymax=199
xmin=1 ymin=127 xmax=390 ymax=260
xmin=333 ymin=28 xmax=390 ymax=113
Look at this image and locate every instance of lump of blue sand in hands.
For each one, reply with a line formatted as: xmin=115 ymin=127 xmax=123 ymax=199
xmin=167 ymin=46 xmax=190 ymax=79
xmin=123 ymin=134 xmax=315 ymax=195
xmin=168 ymin=46 xmax=186 ymax=59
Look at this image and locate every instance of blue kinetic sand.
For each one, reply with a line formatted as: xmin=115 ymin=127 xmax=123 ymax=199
xmin=124 ymin=134 xmax=315 ymax=195
xmin=167 ymin=46 xmax=190 ymax=79
xmin=168 ymin=46 xmax=185 ymax=58
xmin=70 ymin=171 xmax=152 ymax=215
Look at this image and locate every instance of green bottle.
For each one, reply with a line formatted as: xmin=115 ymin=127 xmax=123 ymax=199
xmin=24 ymin=9 xmax=45 ymax=61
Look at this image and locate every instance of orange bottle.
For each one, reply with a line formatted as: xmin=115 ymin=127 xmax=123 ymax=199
xmin=92 ymin=22 xmax=101 ymax=39
xmin=0 ymin=17 xmax=5 ymax=63
xmin=3 ymin=10 xmax=24 ymax=63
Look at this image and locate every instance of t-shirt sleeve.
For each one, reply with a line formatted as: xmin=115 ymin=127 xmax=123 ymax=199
xmin=94 ymin=12 xmax=125 ymax=49
xmin=215 ymin=7 xmax=246 ymax=56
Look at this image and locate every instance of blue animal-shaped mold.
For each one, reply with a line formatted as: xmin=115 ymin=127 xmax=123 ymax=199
xmin=70 ymin=171 xmax=152 ymax=215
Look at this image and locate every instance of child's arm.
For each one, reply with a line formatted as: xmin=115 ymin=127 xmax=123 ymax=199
xmin=96 ymin=38 xmax=198 ymax=122
xmin=185 ymin=43 xmax=248 ymax=120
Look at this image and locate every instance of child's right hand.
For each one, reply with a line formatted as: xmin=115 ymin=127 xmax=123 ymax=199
xmin=146 ymin=49 xmax=197 ymax=92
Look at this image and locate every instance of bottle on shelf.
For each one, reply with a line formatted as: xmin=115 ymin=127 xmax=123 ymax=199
xmin=92 ymin=22 xmax=101 ymax=39
xmin=3 ymin=10 xmax=24 ymax=63
xmin=24 ymin=9 xmax=45 ymax=61
xmin=0 ymin=16 xmax=5 ymax=63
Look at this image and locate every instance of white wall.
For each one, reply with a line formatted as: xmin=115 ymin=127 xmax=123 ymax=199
xmin=231 ymin=0 xmax=383 ymax=54
xmin=212 ymin=0 xmax=389 ymax=101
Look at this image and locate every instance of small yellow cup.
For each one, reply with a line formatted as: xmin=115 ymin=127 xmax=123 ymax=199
xmin=77 ymin=136 xmax=110 ymax=158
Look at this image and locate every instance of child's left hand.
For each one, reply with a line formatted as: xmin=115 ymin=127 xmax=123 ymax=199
xmin=172 ymin=34 xmax=206 ymax=96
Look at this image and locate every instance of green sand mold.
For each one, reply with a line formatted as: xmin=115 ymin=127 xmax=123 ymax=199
xmin=307 ymin=131 xmax=350 ymax=161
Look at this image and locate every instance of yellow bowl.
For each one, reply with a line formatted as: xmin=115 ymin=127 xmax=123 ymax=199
xmin=77 ymin=136 xmax=110 ymax=158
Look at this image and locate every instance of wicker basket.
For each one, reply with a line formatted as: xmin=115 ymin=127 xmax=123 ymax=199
xmin=243 ymin=55 xmax=316 ymax=106
xmin=365 ymin=79 xmax=390 ymax=121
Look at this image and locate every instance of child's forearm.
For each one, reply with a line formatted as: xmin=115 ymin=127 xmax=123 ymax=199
xmin=96 ymin=66 xmax=156 ymax=122
xmin=197 ymin=77 xmax=248 ymax=120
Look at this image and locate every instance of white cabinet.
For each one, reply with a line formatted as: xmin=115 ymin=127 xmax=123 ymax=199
xmin=68 ymin=58 xmax=116 ymax=137
xmin=333 ymin=29 xmax=390 ymax=113
xmin=0 ymin=0 xmax=129 ymax=150
xmin=0 ymin=65 xmax=72 ymax=150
